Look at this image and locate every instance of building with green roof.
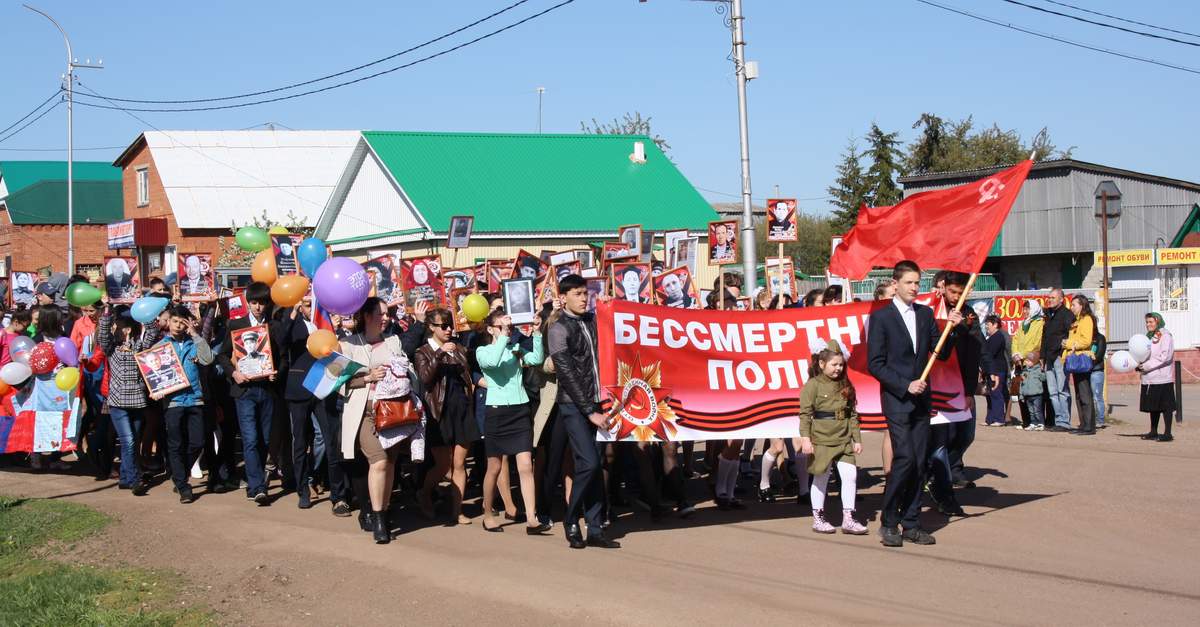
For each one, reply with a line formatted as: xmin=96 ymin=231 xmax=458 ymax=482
xmin=314 ymin=131 xmax=720 ymax=280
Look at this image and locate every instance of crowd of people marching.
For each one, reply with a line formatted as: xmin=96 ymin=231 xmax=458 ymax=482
xmin=0 ymin=261 xmax=1177 ymax=548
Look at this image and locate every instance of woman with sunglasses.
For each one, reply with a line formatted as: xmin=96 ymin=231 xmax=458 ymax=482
xmin=475 ymin=310 xmax=551 ymax=534
xmin=415 ymin=308 xmax=480 ymax=525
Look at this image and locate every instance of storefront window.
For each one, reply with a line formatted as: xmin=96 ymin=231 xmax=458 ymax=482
xmin=1159 ymin=266 xmax=1188 ymax=311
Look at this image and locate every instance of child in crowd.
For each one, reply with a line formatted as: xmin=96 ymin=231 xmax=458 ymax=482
xmin=97 ymin=301 xmax=164 ymax=494
xmin=0 ymin=309 xmax=32 ymax=366
xmin=798 ymin=342 xmax=867 ymax=535
xmin=1020 ymin=351 xmax=1046 ymax=432
xmin=155 ymin=306 xmax=215 ymax=504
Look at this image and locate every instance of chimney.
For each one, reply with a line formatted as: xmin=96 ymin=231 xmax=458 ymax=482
xmin=629 ymin=141 xmax=646 ymax=164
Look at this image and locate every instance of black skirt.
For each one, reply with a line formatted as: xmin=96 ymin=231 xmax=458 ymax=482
xmin=1140 ymin=382 xmax=1177 ymax=413
xmin=426 ymin=377 xmax=481 ymax=448
xmin=484 ymin=404 xmax=533 ymax=456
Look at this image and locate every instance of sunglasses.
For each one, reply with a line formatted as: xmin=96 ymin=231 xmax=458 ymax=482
xmin=433 ymin=322 xmax=453 ymax=330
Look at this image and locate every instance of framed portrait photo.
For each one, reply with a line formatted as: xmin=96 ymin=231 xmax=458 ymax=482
xmin=400 ymin=255 xmax=445 ymax=307
xmin=707 ymin=220 xmax=739 ymax=266
xmin=10 ymin=271 xmax=40 ymax=309
xmin=548 ymin=251 xmax=577 ymax=267
xmin=585 ymin=278 xmax=607 ymax=313
xmin=104 ymin=257 xmax=141 ymax=304
xmin=675 ymin=237 xmax=699 ymax=276
xmin=663 ymin=229 xmax=689 ymax=268
xmin=447 ymin=215 xmax=474 ymax=249
xmin=486 ymin=259 xmax=514 ymax=293
xmin=765 ymin=257 xmax=798 ymax=300
xmin=573 ymin=248 xmax=595 ymax=269
xmin=766 ymin=198 xmax=799 ymax=242
xmin=734 ymin=297 xmax=752 ymax=311
xmin=362 ymin=255 xmax=401 ymax=305
xmin=136 ymin=343 xmax=191 ymax=399
xmin=617 ymin=224 xmax=643 ymax=258
xmin=441 ymin=267 xmax=475 ymax=293
xmin=178 ymin=253 xmax=216 ymax=302
xmin=272 ymin=234 xmax=302 ymax=276
xmin=553 ymin=259 xmax=582 ymax=282
xmin=502 ymin=277 xmax=536 ymax=325
xmin=654 ymin=266 xmax=699 ymax=309
xmin=513 ymin=249 xmax=548 ymax=282
xmin=610 ymin=262 xmax=652 ymax=304
xmin=449 ymin=287 xmax=474 ymax=332
xmin=232 ymin=324 xmax=276 ymax=380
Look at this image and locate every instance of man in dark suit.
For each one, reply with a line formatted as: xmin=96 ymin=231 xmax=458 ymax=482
xmin=868 ymin=260 xmax=961 ymax=547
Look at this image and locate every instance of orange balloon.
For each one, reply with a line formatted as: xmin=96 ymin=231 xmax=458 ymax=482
xmin=251 ymin=249 xmax=277 ymax=285
xmin=306 ymin=329 xmax=338 ymax=359
xmin=271 ymin=275 xmax=310 ymax=308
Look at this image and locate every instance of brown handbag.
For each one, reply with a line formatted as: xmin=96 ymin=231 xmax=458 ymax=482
xmin=374 ymin=396 xmax=420 ymax=430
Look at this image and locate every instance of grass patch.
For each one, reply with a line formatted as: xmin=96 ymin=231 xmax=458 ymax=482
xmin=0 ymin=494 xmax=213 ymax=626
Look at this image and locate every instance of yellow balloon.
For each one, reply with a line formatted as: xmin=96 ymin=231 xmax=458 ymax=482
xmin=55 ymin=367 xmax=81 ymax=391
xmin=268 ymin=226 xmax=290 ymax=235
xmin=306 ymin=329 xmax=339 ymax=359
xmin=462 ymin=293 xmax=489 ymax=323
xmin=251 ymin=249 xmax=278 ymax=285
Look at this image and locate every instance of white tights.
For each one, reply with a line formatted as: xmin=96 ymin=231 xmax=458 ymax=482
xmin=809 ymin=460 xmax=857 ymax=511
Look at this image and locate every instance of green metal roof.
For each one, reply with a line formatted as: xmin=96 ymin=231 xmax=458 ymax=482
xmin=1170 ymin=203 xmax=1200 ymax=247
xmin=361 ymin=131 xmax=718 ymax=233
xmin=1 ymin=179 xmax=124 ymax=225
xmin=0 ymin=161 xmax=121 ymax=196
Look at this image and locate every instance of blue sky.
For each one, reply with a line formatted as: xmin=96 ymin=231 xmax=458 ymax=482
xmin=2 ymin=0 xmax=1197 ymax=214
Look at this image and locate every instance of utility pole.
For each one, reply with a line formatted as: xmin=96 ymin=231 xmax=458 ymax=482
xmin=25 ymin=4 xmax=102 ymax=274
xmin=537 ymin=87 xmax=545 ymax=133
xmin=731 ymin=0 xmax=757 ymax=284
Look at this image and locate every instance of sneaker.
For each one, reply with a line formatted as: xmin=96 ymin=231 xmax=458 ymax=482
xmin=811 ymin=509 xmax=836 ymax=534
xmin=840 ymin=510 xmax=868 ymax=535
xmin=131 ymin=480 xmax=151 ymax=497
xmin=1011 ymin=423 xmax=1025 ymax=429
xmin=253 ymin=490 xmax=270 ymax=506
xmin=676 ymin=503 xmax=696 ymax=518
xmin=1023 ymin=425 xmax=1037 ymax=431
xmin=1157 ymin=434 xmax=1174 ymax=442
xmin=179 ymin=488 xmax=195 ymax=504
xmin=332 ymin=501 xmax=353 ymax=517
xmin=190 ymin=460 xmax=203 ymax=480
xmin=1033 ymin=424 xmax=1045 ymax=432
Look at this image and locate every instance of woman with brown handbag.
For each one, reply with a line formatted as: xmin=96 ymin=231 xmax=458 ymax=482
xmin=340 ymin=297 xmax=425 ymax=544
xmin=414 ymin=308 xmax=480 ymax=525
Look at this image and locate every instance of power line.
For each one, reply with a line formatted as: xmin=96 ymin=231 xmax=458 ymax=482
xmin=913 ymin=0 xmax=1200 ymax=76
xmin=0 ymin=101 xmax=63 ymax=145
xmin=1040 ymin=0 xmax=1200 ymax=40
xmin=695 ymin=186 xmax=832 ymax=203
xmin=72 ymin=0 xmax=577 ymax=113
xmin=997 ymin=0 xmax=1200 ymax=48
xmin=0 ymin=145 xmax=125 ymax=152
xmin=83 ymin=0 xmax=532 ymax=105
xmin=0 ymin=90 xmax=62 ymax=137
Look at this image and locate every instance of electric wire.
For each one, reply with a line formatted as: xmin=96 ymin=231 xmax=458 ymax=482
xmin=0 ymin=89 xmax=63 ymax=137
xmin=997 ymin=0 xmax=1200 ymax=48
xmin=0 ymin=101 xmax=63 ymax=145
xmin=1041 ymin=0 xmax=1200 ymax=40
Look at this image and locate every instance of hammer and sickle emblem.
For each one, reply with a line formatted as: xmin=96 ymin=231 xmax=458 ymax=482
xmin=978 ymin=178 xmax=1005 ymax=204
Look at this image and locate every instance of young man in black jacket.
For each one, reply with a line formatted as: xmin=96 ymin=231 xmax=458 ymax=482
xmin=547 ymin=274 xmax=619 ymax=550
xmin=1040 ymin=289 xmax=1075 ymax=431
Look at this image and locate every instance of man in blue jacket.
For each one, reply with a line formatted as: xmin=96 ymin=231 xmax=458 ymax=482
xmin=155 ymin=305 xmax=215 ymax=504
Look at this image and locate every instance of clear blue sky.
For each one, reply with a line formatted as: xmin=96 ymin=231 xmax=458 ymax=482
xmin=2 ymin=0 xmax=1198 ymax=214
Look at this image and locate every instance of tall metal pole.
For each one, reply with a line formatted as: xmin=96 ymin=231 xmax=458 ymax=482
xmin=731 ymin=0 xmax=756 ymax=284
xmin=537 ymin=87 xmax=545 ymax=133
xmin=1100 ymin=192 xmax=1110 ymax=338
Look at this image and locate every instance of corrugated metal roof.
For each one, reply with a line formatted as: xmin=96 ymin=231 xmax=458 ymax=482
xmin=128 ymin=130 xmax=360 ymax=229
xmin=0 ymin=179 xmax=123 ymax=225
xmin=353 ymin=131 xmax=718 ymax=235
xmin=0 ymin=161 xmax=121 ymax=200
xmin=899 ymin=158 xmax=1200 ymax=192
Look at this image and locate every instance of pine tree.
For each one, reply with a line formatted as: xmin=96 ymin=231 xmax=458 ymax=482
xmin=827 ymin=140 xmax=869 ymax=232
xmin=863 ymin=123 xmax=904 ymax=207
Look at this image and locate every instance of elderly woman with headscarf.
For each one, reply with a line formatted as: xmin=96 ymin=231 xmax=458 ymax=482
xmin=1011 ymin=300 xmax=1044 ymax=428
xmin=1137 ymin=312 xmax=1175 ymax=442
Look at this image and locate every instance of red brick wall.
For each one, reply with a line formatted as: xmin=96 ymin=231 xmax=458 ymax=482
xmin=119 ymin=141 xmax=232 ymax=258
xmin=0 ymin=208 xmax=110 ymax=274
xmin=1106 ymin=347 xmax=1198 ymax=385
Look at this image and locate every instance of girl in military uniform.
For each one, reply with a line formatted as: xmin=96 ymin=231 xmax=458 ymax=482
xmin=798 ymin=343 xmax=868 ymax=535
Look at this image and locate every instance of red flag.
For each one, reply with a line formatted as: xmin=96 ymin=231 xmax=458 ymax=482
xmin=829 ymin=160 xmax=1033 ymax=279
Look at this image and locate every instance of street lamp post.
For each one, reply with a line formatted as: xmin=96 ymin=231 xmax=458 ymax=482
xmin=24 ymin=4 xmax=102 ymax=274
xmin=1094 ymin=180 xmax=1121 ymax=419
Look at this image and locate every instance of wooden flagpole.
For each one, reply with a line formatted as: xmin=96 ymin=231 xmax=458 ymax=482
xmin=918 ymin=272 xmax=978 ymax=382
xmin=774 ymin=243 xmax=786 ymax=309
xmin=718 ymin=270 xmax=725 ymax=310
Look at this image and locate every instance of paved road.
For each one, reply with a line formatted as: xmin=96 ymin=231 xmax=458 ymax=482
xmin=1 ymin=386 xmax=1196 ymax=625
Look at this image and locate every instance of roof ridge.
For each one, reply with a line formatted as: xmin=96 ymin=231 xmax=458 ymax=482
xmin=362 ymin=130 xmax=654 ymax=140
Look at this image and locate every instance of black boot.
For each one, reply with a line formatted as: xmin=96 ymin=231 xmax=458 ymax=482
xmin=372 ymin=510 xmax=391 ymax=544
xmin=358 ymin=509 xmax=372 ymax=532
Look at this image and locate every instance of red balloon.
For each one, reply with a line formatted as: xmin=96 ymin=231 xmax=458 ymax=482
xmin=29 ymin=342 xmax=60 ymax=376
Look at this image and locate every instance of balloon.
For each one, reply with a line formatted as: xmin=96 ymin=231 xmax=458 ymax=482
xmin=297 ymin=237 xmax=328 ymax=278
xmin=9 ymin=336 xmax=36 ymax=365
xmin=66 ymin=282 xmax=102 ymax=307
xmin=1109 ymin=350 xmax=1138 ymax=374
xmin=251 ymin=249 xmax=278 ymax=285
xmin=131 ymin=296 xmax=170 ymax=324
xmin=29 ymin=343 xmax=59 ymax=376
xmin=53 ymin=337 xmax=79 ymax=367
xmin=461 ymin=293 xmax=489 ymax=322
xmin=1128 ymin=334 xmax=1152 ymax=363
xmin=55 ymin=367 xmax=81 ymax=391
xmin=312 ymin=257 xmax=371 ymax=315
xmin=235 ymin=226 xmax=271 ymax=252
xmin=271 ymin=275 xmax=310 ymax=308
xmin=0 ymin=380 xmax=9 ymax=395
xmin=0 ymin=362 xmax=32 ymax=386
xmin=268 ymin=225 xmax=289 ymax=235
xmin=306 ymin=329 xmax=339 ymax=359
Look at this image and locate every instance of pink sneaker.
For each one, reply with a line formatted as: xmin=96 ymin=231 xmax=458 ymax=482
xmin=840 ymin=510 xmax=868 ymax=535
xmin=812 ymin=509 xmax=836 ymax=534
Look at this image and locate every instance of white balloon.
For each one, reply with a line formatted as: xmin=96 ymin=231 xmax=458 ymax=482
xmin=1109 ymin=350 xmax=1137 ymax=374
xmin=0 ymin=361 xmax=33 ymax=386
xmin=1127 ymin=335 xmax=1152 ymax=363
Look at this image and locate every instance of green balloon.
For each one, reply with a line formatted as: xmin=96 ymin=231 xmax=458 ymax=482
xmin=66 ymin=283 xmax=102 ymax=307
xmin=235 ymin=226 xmax=271 ymax=252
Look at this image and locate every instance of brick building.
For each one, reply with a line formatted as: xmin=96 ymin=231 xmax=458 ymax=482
xmin=0 ymin=161 xmax=122 ymax=282
xmin=112 ymin=130 xmax=359 ymax=285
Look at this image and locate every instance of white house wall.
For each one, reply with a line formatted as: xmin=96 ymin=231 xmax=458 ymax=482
xmin=325 ymin=150 xmax=426 ymax=243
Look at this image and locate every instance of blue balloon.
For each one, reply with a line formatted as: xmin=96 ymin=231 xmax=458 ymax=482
xmin=131 ymin=296 xmax=169 ymax=324
xmin=297 ymin=237 xmax=328 ymax=278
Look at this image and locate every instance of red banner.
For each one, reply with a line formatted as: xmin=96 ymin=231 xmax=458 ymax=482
xmin=596 ymin=296 xmax=970 ymax=442
xmin=992 ymin=294 xmax=1051 ymax=337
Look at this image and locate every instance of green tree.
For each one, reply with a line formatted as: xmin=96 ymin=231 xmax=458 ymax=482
xmin=755 ymin=209 xmax=836 ymax=276
xmin=581 ymin=111 xmax=670 ymax=154
xmin=904 ymin=113 xmax=1071 ymax=174
xmin=863 ymin=123 xmax=904 ymax=207
xmin=827 ymin=140 xmax=869 ymax=231
xmin=217 ymin=210 xmax=313 ymax=267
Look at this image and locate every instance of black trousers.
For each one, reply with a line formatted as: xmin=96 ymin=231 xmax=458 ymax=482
xmin=882 ymin=409 xmax=930 ymax=530
xmin=560 ymin=403 xmax=605 ymax=534
xmin=288 ymin=396 xmax=348 ymax=504
xmin=537 ymin=407 xmax=569 ymax=519
xmin=164 ymin=406 xmax=204 ymax=492
xmin=203 ymin=397 xmax=238 ymax=486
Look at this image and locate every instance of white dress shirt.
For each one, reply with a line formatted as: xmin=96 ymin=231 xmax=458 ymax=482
xmin=893 ymin=296 xmax=917 ymax=353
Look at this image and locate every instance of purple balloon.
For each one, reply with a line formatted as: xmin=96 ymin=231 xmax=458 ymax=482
xmin=313 ymin=257 xmax=371 ymax=315
xmin=54 ymin=336 xmax=79 ymax=367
